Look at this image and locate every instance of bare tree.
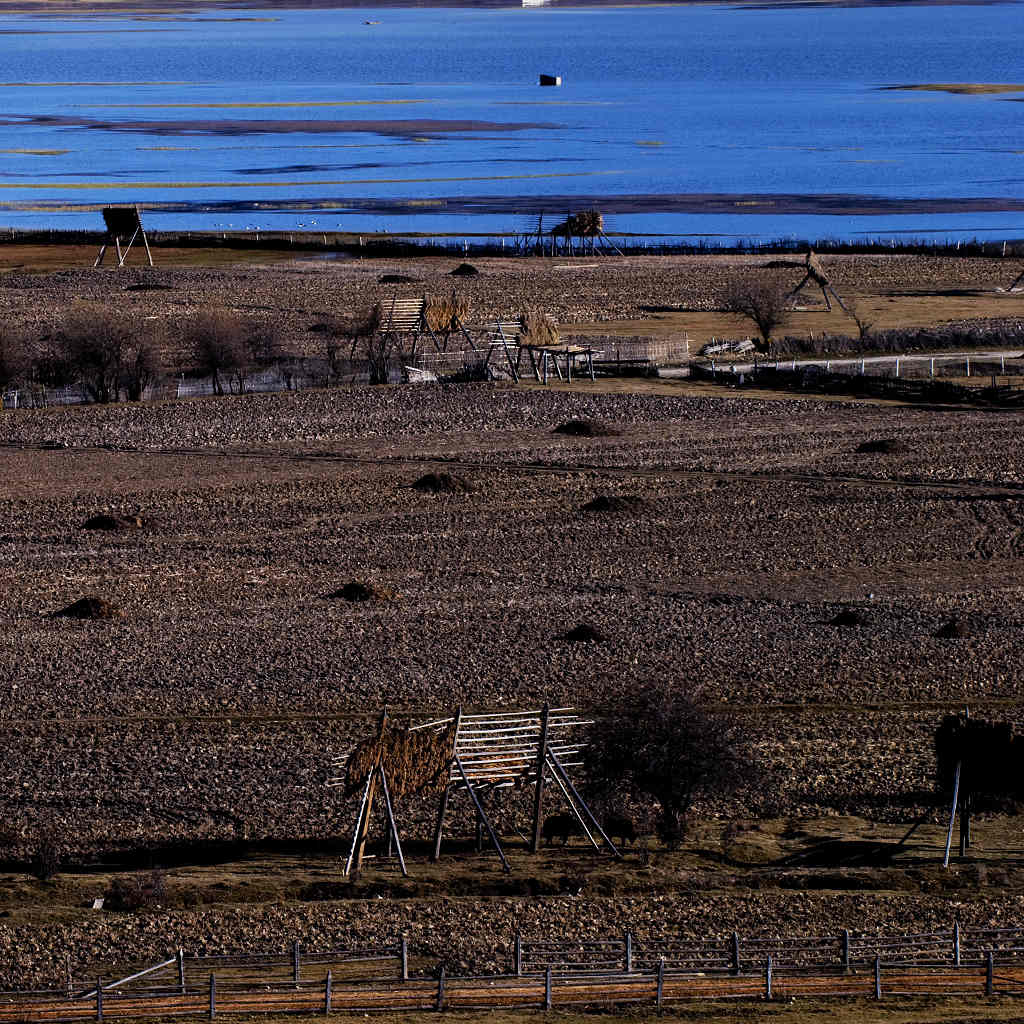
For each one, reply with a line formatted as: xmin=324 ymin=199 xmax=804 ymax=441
xmin=54 ymin=306 xmax=134 ymax=404
xmin=585 ymin=692 xmax=752 ymax=847
xmin=120 ymin=331 xmax=164 ymax=402
xmin=848 ymin=300 xmax=876 ymax=346
xmin=183 ymin=311 xmax=261 ymax=396
xmin=723 ymin=277 xmax=792 ymax=354
xmin=0 ymin=324 xmax=30 ymax=393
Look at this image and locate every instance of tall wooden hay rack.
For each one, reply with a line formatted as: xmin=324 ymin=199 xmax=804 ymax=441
xmin=328 ymin=705 xmax=619 ymax=877
xmin=94 ymin=205 xmax=154 ymax=268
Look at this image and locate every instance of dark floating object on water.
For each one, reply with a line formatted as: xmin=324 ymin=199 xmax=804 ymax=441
xmin=53 ymin=596 xmax=119 ymax=620
xmin=856 ymin=438 xmax=910 ymax=455
xmin=563 ymin=622 xmax=606 ymax=643
xmin=412 ymin=472 xmax=475 ymax=494
xmin=935 ymin=617 xmax=972 ymax=639
xmin=580 ymin=495 xmax=646 ymax=514
xmin=553 ymin=418 xmax=619 ymax=438
xmin=830 ymin=607 xmax=868 ymax=627
xmin=81 ymin=513 xmax=146 ymax=531
xmin=378 ymin=274 xmax=421 ymax=284
xmin=450 ymin=262 xmax=479 ymax=277
xmin=539 ymin=74 xmax=562 ymax=87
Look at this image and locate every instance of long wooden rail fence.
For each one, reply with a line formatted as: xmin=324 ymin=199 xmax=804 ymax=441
xmin=5 ymin=927 xmax=1024 ymax=1022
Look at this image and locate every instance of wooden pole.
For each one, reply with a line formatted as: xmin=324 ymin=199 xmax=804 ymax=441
xmin=209 ymin=973 xmax=216 ymax=1020
xmin=625 ymin=932 xmax=633 ymax=973
xmin=379 ymin=765 xmax=408 ymax=877
xmin=177 ymin=949 xmax=185 ymax=993
xmin=954 ymin=921 xmax=961 ymax=966
xmin=544 ymin=966 xmax=552 ymax=1011
xmin=987 ymin=951 xmax=994 ymax=995
xmin=656 ymin=959 xmax=664 ymax=1009
xmin=293 ymin=940 xmax=301 ymax=982
xmin=324 ymin=971 xmax=332 ymax=1015
xmin=765 ymin=956 xmax=772 ymax=1001
xmin=96 ymin=979 xmax=103 ymax=1023
xmin=944 ymin=761 xmax=962 ymax=868
xmin=345 ymin=770 xmax=374 ymax=876
xmin=531 ymin=705 xmax=551 ymax=852
xmin=874 ymin=956 xmax=882 ymax=1000
xmin=436 ymin=966 xmax=446 ymax=1011
xmin=455 ymin=754 xmax=510 ymax=873
xmin=401 ymin=936 xmax=409 ymax=981
xmin=841 ymin=930 xmax=850 ymax=973
xmin=546 ymin=747 xmax=620 ymax=857
xmin=431 ymin=787 xmax=450 ymax=862
xmin=515 ymin=932 xmax=523 ymax=977
xmin=353 ymin=765 xmax=379 ymax=874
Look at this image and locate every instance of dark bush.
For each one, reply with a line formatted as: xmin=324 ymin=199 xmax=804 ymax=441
xmin=104 ymin=869 xmax=167 ymax=911
xmin=29 ymin=836 xmax=60 ymax=881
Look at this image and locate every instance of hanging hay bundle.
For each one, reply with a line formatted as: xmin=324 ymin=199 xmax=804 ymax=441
xmin=519 ymin=310 xmax=559 ymax=347
xmin=552 ymin=210 xmax=604 ymax=238
xmin=805 ymin=249 xmax=828 ymax=285
xmin=344 ymin=718 xmax=457 ymax=799
xmin=423 ymin=294 xmax=470 ymax=334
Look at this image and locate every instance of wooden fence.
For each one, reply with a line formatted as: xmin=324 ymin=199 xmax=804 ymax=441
xmin=4 ymin=927 xmax=1024 ymax=1022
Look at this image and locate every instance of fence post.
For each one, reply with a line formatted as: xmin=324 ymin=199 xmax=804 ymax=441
xmin=436 ymin=966 xmax=445 ymax=1011
xmin=895 ymin=358 xmax=900 ymax=378
xmin=954 ymin=921 xmax=961 ymax=966
xmin=987 ymin=951 xmax=994 ymax=996
xmin=625 ymin=932 xmax=633 ymax=973
xmin=732 ymin=932 xmax=741 ymax=975
xmin=515 ymin=932 xmax=523 ymax=977
xmin=401 ymin=936 xmax=409 ymax=981
xmin=96 ymin=979 xmax=103 ymax=1023
xmin=545 ymin=966 xmax=552 ymax=1011
xmin=930 ymin=357 xmax=935 ymax=377
xmin=874 ymin=956 xmax=882 ymax=1000
xmin=764 ymin=956 xmax=772 ymax=1001
xmin=966 ymin=356 xmax=971 ymax=378
xmin=841 ymin=930 xmax=850 ymax=973
xmin=293 ymin=940 xmax=301 ymax=982
xmin=177 ymin=949 xmax=185 ymax=993
xmin=656 ymin=959 xmax=665 ymax=1009
xmin=209 ymin=974 xmax=216 ymax=1020
xmin=325 ymin=970 xmax=332 ymax=1015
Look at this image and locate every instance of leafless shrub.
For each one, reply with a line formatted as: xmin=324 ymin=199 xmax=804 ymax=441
xmin=182 ymin=311 xmax=269 ymax=396
xmin=53 ymin=306 xmax=136 ymax=404
xmin=848 ymin=301 xmax=876 ymax=344
xmin=104 ymin=868 xmax=167 ymax=911
xmin=0 ymin=324 xmax=30 ymax=392
xmin=722 ymin=277 xmax=791 ymax=353
xmin=29 ymin=835 xmax=60 ymax=881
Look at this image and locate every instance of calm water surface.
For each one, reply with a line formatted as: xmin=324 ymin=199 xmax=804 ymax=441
xmin=0 ymin=2 xmax=1023 ymax=241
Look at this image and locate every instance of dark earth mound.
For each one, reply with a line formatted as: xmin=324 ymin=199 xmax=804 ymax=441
xmin=935 ymin=617 xmax=972 ymax=639
xmin=412 ymin=472 xmax=475 ymax=494
xmin=856 ymin=438 xmax=910 ymax=455
xmin=830 ymin=608 xmax=869 ymax=627
xmin=580 ymin=495 xmax=647 ymax=514
xmin=52 ymin=596 xmax=119 ymax=620
xmin=326 ymin=581 xmax=393 ymax=602
xmin=81 ymin=514 xmax=146 ymax=531
xmin=553 ymin=419 xmax=619 ymax=438
xmin=563 ymin=623 xmax=607 ymax=643
xmin=450 ymin=263 xmax=480 ymax=277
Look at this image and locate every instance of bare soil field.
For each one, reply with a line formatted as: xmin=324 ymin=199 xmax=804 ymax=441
xmin=3 ymin=249 xmax=1024 ymax=998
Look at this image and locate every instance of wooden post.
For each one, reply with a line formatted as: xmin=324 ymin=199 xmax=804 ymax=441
xmin=656 ymin=959 xmax=664 ymax=1009
xmin=436 ymin=966 xmax=446 ymax=1011
xmin=345 ymin=770 xmax=375 ymax=876
xmin=944 ymin=761 xmax=961 ymax=868
xmin=294 ymin=940 xmax=301 ymax=982
xmin=177 ymin=949 xmax=185 ymax=992
xmin=209 ymin=973 xmax=216 ymax=1020
xmin=66 ymin=956 xmax=72 ymax=998
xmin=431 ymin=787 xmax=450 ymax=862
xmin=324 ymin=970 xmax=332 ymax=1015
xmin=379 ymin=765 xmax=408 ymax=877
xmin=544 ymin=966 xmax=552 ymax=1011
xmin=531 ymin=705 xmax=551 ymax=853
xmin=401 ymin=936 xmax=409 ymax=981
xmin=515 ymin=932 xmax=523 ymax=977
xmin=732 ymin=933 xmax=740 ymax=975
xmin=353 ymin=767 xmax=380 ymax=874
xmin=625 ymin=932 xmax=633 ymax=974
xmin=874 ymin=956 xmax=881 ymax=1000
xmin=987 ymin=951 xmax=994 ymax=995
xmin=961 ymin=792 xmax=971 ymax=855
xmin=841 ymin=930 xmax=850 ymax=972
xmin=764 ymin=956 xmax=772 ymax=1001
xmin=954 ymin=922 xmax=961 ymax=966
xmin=96 ymin=979 xmax=103 ymax=1023
xmin=455 ymin=754 xmax=510 ymax=873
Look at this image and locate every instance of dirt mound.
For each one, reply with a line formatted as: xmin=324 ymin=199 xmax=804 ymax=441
xmin=580 ymin=495 xmax=646 ymax=514
xmin=378 ymin=274 xmax=421 ymax=284
xmin=830 ymin=608 xmax=868 ymax=627
xmin=553 ymin=419 xmax=619 ymax=438
xmin=935 ymin=617 xmax=972 ymax=639
xmin=52 ymin=596 xmax=119 ymax=620
xmin=856 ymin=438 xmax=910 ymax=455
xmin=81 ymin=514 xmax=146 ymax=531
xmin=326 ymin=581 xmax=395 ymax=602
xmin=450 ymin=263 xmax=480 ymax=277
xmin=412 ymin=472 xmax=475 ymax=494
xmin=563 ymin=623 xmax=607 ymax=643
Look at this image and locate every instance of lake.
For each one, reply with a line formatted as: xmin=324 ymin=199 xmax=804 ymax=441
xmin=0 ymin=1 xmax=1023 ymax=243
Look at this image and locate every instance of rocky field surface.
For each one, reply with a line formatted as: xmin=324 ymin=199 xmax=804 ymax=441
xmin=3 ymin=253 xmax=1024 ymax=992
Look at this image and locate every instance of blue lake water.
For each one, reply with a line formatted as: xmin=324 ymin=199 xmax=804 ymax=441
xmin=0 ymin=2 xmax=1023 ymax=242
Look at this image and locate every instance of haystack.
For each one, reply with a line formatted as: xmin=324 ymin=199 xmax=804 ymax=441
xmin=423 ymin=293 xmax=470 ymax=334
xmin=450 ymin=263 xmax=479 ymax=277
xmin=519 ymin=310 xmax=559 ymax=348
xmin=344 ymin=718 xmax=457 ymax=799
xmin=552 ymin=210 xmax=604 ymax=238
xmin=53 ymin=596 xmax=119 ymax=620
xmin=412 ymin=472 xmax=475 ymax=494
xmin=553 ymin=419 xmax=619 ymax=438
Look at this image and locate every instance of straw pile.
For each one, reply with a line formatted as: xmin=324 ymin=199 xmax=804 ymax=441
xmin=552 ymin=210 xmax=604 ymax=238
xmin=424 ymin=293 xmax=470 ymax=334
xmin=519 ymin=310 xmax=559 ymax=347
xmin=344 ymin=718 xmax=458 ymax=799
